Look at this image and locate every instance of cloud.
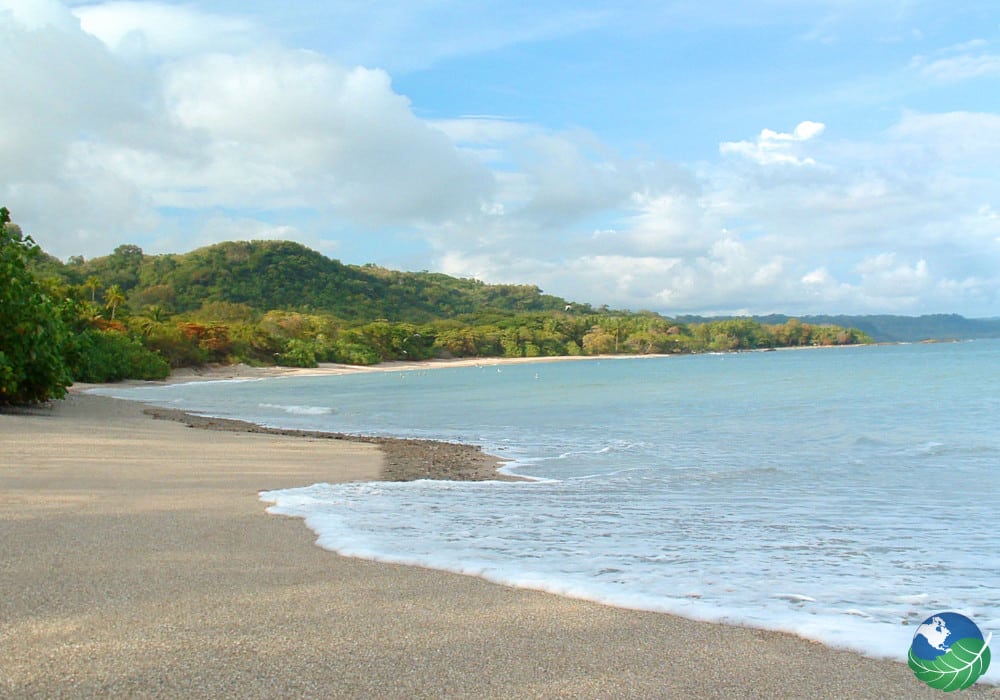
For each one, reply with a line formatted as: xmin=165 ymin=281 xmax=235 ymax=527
xmin=215 ymin=1 xmax=612 ymax=74
xmin=1 ymin=1 xmax=494 ymax=257
xmin=720 ymin=121 xmax=826 ymax=166
xmin=428 ymin=109 xmax=1000 ymax=316
xmin=2 ymin=3 xmax=999 ymax=317
xmin=156 ymin=49 xmax=493 ymax=222
xmin=888 ymin=110 xmax=1000 ymax=164
xmin=910 ymin=40 xmax=1000 ymax=83
xmin=74 ymin=1 xmax=259 ymax=57
xmin=0 ymin=0 xmax=155 ymax=250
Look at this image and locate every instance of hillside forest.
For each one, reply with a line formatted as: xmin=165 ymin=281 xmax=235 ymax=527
xmin=3 ymin=208 xmax=873 ymax=404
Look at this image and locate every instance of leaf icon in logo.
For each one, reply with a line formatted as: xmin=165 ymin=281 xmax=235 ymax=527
xmin=908 ymin=634 xmax=992 ymax=692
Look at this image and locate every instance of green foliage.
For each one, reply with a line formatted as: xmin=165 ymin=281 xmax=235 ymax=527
xmin=42 ymin=239 xmax=582 ymax=322
xmin=908 ymin=638 xmax=991 ymax=691
xmin=104 ymin=284 xmax=127 ymax=321
xmin=278 ymin=338 xmax=318 ymax=368
xmin=21 ymin=235 xmax=877 ymax=381
xmin=677 ymin=313 xmax=1000 ymax=343
xmin=0 ymin=208 xmax=72 ymax=404
xmin=70 ymin=330 xmax=170 ymax=382
xmin=142 ymin=323 xmax=209 ymax=368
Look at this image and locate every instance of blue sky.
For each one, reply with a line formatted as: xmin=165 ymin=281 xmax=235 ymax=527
xmin=2 ymin=1 xmax=999 ymax=316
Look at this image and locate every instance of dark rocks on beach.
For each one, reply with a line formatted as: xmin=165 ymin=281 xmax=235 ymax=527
xmin=143 ymin=406 xmax=519 ymax=482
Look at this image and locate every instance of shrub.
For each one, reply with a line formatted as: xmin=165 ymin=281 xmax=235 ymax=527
xmin=71 ymin=330 xmax=170 ymax=382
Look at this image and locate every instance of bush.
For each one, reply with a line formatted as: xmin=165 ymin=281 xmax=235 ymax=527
xmin=71 ymin=330 xmax=170 ymax=382
xmin=278 ymin=338 xmax=318 ymax=368
xmin=143 ymin=324 xmax=208 ymax=368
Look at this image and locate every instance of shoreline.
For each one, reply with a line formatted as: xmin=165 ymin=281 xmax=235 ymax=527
xmin=141 ymin=404 xmax=524 ymax=483
xmin=4 ymin=386 xmax=996 ymax=696
xmin=162 ymin=343 xmax=873 ymax=383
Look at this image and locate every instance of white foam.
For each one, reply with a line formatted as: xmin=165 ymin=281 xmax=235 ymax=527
xmin=259 ymin=403 xmax=334 ymax=416
xmin=260 ymin=476 xmax=1000 ymax=684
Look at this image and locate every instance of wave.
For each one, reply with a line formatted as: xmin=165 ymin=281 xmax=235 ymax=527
xmin=259 ymin=402 xmax=335 ymax=416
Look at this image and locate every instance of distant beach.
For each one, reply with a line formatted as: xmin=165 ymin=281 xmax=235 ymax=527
xmin=2 ymin=365 xmax=997 ymax=698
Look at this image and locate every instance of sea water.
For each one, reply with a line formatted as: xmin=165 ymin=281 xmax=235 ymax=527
xmin=90 ymin=340 xmax=1000 ymax=678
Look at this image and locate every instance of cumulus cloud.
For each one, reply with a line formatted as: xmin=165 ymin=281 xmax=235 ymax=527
xmin=719 ymin=121 xmax=826 ymax=166
xmin=429 ymin=110 xmax=999 ymax=316
xmin=156 ymin=49 xmax=493 ymax=221
xmin=2 ymin=3 xmax=999 ymax=317
xmin=1 ymin=1 xmax=493 ymax=257
xmin=0 ymin=0 xmax=154 ymax=249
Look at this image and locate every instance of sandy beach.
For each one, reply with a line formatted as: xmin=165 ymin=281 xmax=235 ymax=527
xmin=3 ymin=372 xmax=997 ymax=698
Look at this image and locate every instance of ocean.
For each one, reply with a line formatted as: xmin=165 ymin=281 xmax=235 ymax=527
xmin=90 ymin=340 xmax=1000 ymax=679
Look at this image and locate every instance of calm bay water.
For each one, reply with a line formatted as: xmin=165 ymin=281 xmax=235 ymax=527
xmin=91 ymin=341 xmax=1000 ymax=676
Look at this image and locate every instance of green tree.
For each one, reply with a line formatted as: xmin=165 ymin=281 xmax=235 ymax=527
xmin=104 ymin=284 xmax=126 ymax=321
xmin=71 ymin=330 xmax=170 ymax=382
xmin=83 ymin=275 xmax=101 ymax=303
xmin=582 ymin=326 xmax=616 ymax=355
xmin=0 ymin=207 xmax=72 ymax=404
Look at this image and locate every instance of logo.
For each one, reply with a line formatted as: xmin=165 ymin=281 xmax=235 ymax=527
xmin=908 ymin=611 xmax=991 ymax=691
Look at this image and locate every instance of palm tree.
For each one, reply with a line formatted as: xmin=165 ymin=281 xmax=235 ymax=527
xmin=143 ymin=304 xmax=166 ymax=322
xmin=104 ymin=285 xmax=126 ymax=322
xmin=136 ymin=305 xmax=167 ymax=337
xmin=83 ymin=275 xmax=101 ymax=303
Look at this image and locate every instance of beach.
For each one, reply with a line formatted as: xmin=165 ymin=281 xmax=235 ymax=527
xmin=3 ymin=371 xmax=998 ymax=698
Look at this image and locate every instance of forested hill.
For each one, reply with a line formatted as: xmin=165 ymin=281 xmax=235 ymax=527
xmin=2 ymin=226 xmax=880 ymax=400
xmin=34 ymin=240 xmax=582 ymax=322
xmin=675 ymin=314 xmax=1000 ymax=343
xmin=32 ymin=240 xmax=993 ymax=343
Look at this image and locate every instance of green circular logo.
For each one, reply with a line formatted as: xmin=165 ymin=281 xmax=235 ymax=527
xmin=908 ymin=611 xmax=991 ymax=691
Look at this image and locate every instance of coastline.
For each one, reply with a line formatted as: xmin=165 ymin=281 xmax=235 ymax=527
xmin=3 ymin=372 xmax=996 ymax=697
xmin=141 ymin=404 xmax=522 ymax=483
xmin=161 ymin=343 xmax=871 ymax=384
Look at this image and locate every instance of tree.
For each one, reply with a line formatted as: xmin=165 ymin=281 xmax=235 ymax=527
xmin=104 ymin=284 xmax=126 ymax=321
xmin=83 ymin=275 xmax=101 ymax=303
xmin=582 ymin=326 xmax=616 ymax=355
xmin=0 ymin=207 xmax=72 ymax=404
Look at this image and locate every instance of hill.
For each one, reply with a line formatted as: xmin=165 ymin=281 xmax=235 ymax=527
xmin=36 ymin=240 xmax=581 ymax=322
xmin=20 ymin=237 xmax=872 ymax=380
xmin=674 ymin=314 xmax=1000 ymax=343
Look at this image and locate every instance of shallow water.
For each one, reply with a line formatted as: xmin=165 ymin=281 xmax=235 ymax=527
xmin=92 ymin=341 xmax=1000 ymax=679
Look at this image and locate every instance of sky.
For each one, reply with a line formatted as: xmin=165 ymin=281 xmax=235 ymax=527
xmin=2 ymin=1 xmax=999 ymax=317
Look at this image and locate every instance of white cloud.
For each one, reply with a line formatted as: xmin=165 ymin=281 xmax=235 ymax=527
xmin=720 ymin=121 xmax=826 ymax=166
xmin=910 ymin=39 xmax=1000 ymax=83
xmin=918 ymin=53 xmax=1000 ymax=82
xmin=74 ymin=1 xmax=259 ymax=57
xmin=0 ymin=1 xmax=154 ymax=251
xmin=1 ymin=2 xmax=494 ymax=257
xmin=0 ymin=0 xmax=77 ymax=31
xmin=856 ymin=253 xmax=930 ymax=295
xmin=2 ymin=3 xmax=999 ymax=317
xmin=888 ymin=110 xmax=1000 ymax=164
xmin=421 ymin=102 xmax=1000 ymax=316
xmin=156 ymin=49 xmax=494 ymax=222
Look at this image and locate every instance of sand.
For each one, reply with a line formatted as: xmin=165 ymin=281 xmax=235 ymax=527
xmin=2 ymin=382 xmax=997 ymax=698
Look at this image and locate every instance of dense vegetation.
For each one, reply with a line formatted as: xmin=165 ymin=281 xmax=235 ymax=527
xmin=750 ymin=314 xmax=1000 ymax=343
xmin=0 ymin=208 xmax=73 ymax=404
xmin=4 ymin=209 xmax=877 ymax=402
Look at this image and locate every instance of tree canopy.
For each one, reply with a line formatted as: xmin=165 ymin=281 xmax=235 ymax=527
xmin=0 ymin=208 xmax=72 ymax=404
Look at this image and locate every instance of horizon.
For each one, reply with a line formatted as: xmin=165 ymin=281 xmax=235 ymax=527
xmin=3 ymin=1 xmax=999 ymax=317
